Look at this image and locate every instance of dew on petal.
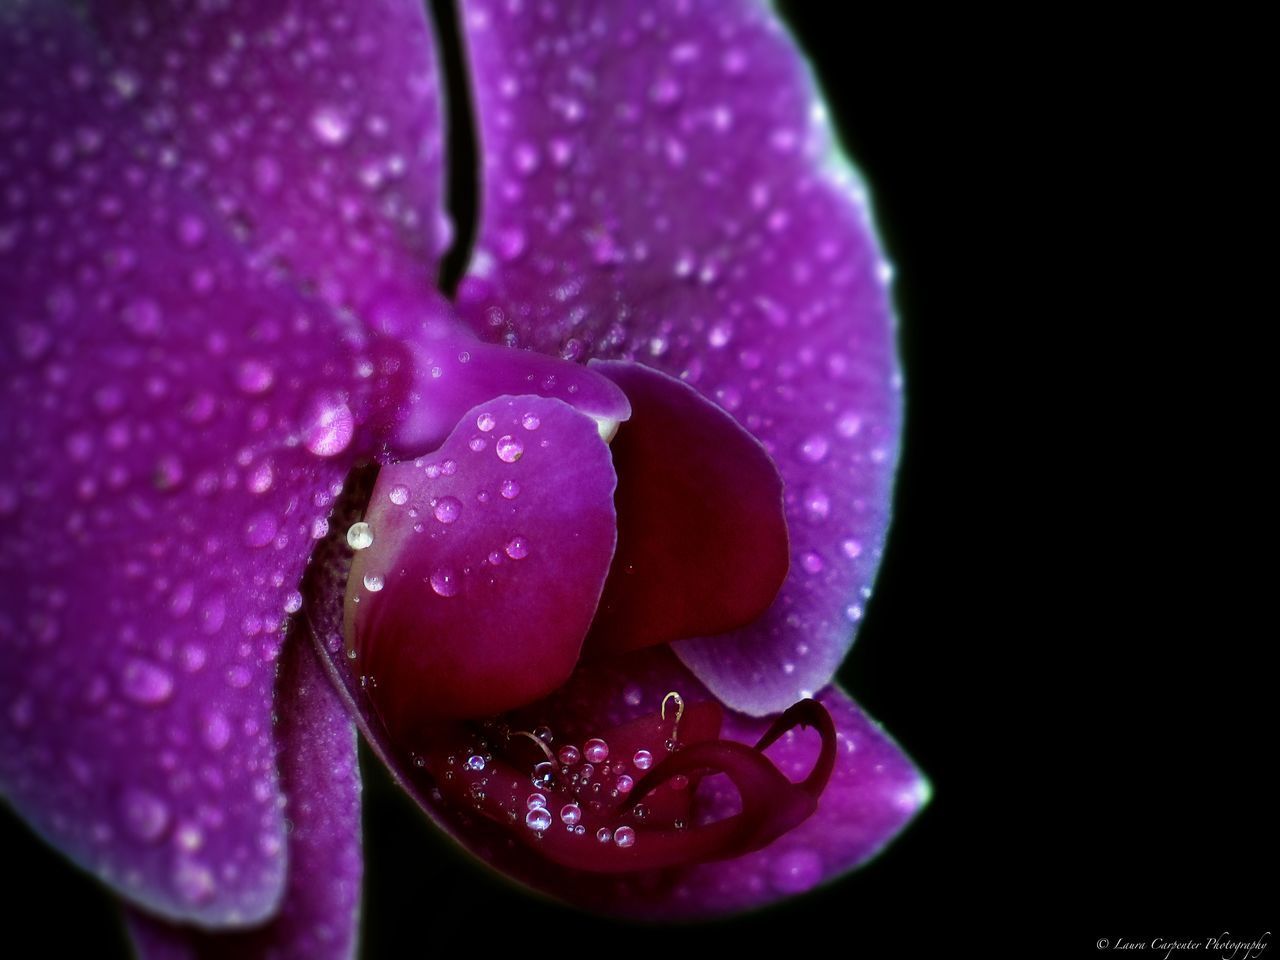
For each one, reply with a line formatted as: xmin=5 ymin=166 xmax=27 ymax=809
xmin=433 ymin=496 xmax=462 ymax=524
xmin=495 ymin=435 xmax=524 ymax=462
xmin=363 ymin=574 xmax=384 ymax=593
xmin=525 ymin=807 xmax=552 ymax=832
xmin=388 ymin=484 xmax=410 ymax=506
xmin=505 ymin=536 xmax=529 ymax=560
xmin=500 ymin=479 xmax=520 ymax=500
xmin=429 ymin=568 xmax=459 ymax=597
xmin=347 ymin=522 xmax=374 ymax=550
xmin=613 ymin=825 xmax=636 ymax=848
xmin=121 ymin=660 xmax=174 ymax=706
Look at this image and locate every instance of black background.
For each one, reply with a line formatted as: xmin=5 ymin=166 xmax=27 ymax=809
xmin=3 ymin=3 xmax=1271 ymax=957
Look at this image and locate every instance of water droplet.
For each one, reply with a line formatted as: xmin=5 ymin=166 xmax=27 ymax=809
xmin=616 ymin=774 xmax=634 ymax=793
xmin=121 ymin=297 xmax=162 ymax=336
xmin=202 ymin=710 xmax=231 ymax=751
xmin=770 ymin=849 xmax=823 ymax=893
xmin=632 ymin=750 xmax=653 ymax=771
xmin=584 ymin=738 xmax=609 ymax=763
xmin=560 ymin=803 xmax=582 ymax=826
xmin=226 ymin=665 xmax=253 ymax=688
xmin=347 ymin=522 xmax=373 ymax=550
xmin=120 ymin=788 xmax=169 ymax=842
xmin=173 ymin=860 xmax=216 ymax=905
xmin=363 ymin=573 xmax=384 ymax=592
xmin=476 ymin=412 xmax=496 ymax=432
xmin=596 ymin=827 xmax=613 ymax=844
xmin=845 ymin=604 xmax=864 ymax=623
xmin=433 ymin=496 xmax=461 ymax=524
xmin=303 ymin=398 xmax=354 ymax=457
xmin=465 ymin=755 xmax=486 ymax=772
xmin=521 ymin=412 xmax=541 ymax=431
xmin=614 ymin=825 xmax=636 ymax=848
xmin=469 ymin=437 xmax=487 ymax=452
xmin=311 ymin=518 xmax=330 ymax=540
xmin=247 ymin=461 xmax=274 ymax=494
xmin=527 ymin=793 xmax=547 ymax=810
xmin=525 ymin=807 xmax=552 ymax=832
xmin=236 ymin=359 xmax=274 ymax=394
xmin=121 ymin=660 xmax=174 ymax=705
xmin=500 ymin=479 xmax=520 ymax=500
xmin=441 ymin=459 xmax=458 ymax=476
xmin=532 ymin=762 xmax=556 ymax=789
xmin=800 ymin=435 xmax=830 ymax=463
xmin=429 ymin=567 xmax=458 ymax=597
xmin=310 ymin=106 xmax=351 ymax=145
xmin=803 ymin=488 xmax=831 ymax=522
xmin=388 ymin=484 xmax=410 ymax=506
xmin=283 ymin=591 xmax=303 ymax=614
xmin=557 ymin=745 xmax=580 ymax=766
xmin=802 ymin=552 xmax=824 ymax=574
xmin=495 ymin=435 xmax=524 ymax=462
xmin=243 ymin=512 xmax=278 ymax=548
xmin=505 ymin=536 xmax=529 ymax=560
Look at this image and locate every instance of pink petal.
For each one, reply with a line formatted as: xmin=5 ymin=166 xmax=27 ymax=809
xmin=584 ymin=360 xmax=788 ymax=656
xmin=88 ymin=0 xmax=450 ymax=337
xmin=344 ymin=395 xmax=618 ymax=725
xmin=455 ymin=0 xmax=901 ymax=715
xmin=124 ymin=626 xmax=363 ymax=960
xmin=0 ymin=3 xmax=388 ymax=924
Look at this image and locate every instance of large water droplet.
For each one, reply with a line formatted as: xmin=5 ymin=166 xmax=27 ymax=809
xmin=121 ymin=660 xmax=174 ymax=705
xmin=429 ymin=567 xmax=458 ymax=597
xmin=303 ymin=398 xmax=354 ymax=457
xmin=496 ymin=435 xmax=524 ymax=463
xmin=613 ymin=825 xmax=636 ymax=848
xmin=433 ymin=496 xmax=461 ymax=524
xmin=476 ymin=412 xmax=496 ymax=432
xmin=500 ymin=479 xmax=520 ymax=500
xmin=388 ymin=484 xmax=410 ymax=506
xmin=363 ymin=573 xmax=384 ymax=593
xmin=525 ymin=807 xmax=552 ymax=832
xmin=347 ymin=522 xmax=374 ymax=550
xmin=310 ymin=106 xmax=351 ymax=145
xmin=120 ymin=788 xmax=169 ymax=842
xmin=584 ymin=738 xmax=609 ymax=763
xmin=505 ymin=536 xmax=529 ymax=560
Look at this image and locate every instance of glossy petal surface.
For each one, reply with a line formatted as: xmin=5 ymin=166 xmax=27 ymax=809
xmin=125 ymin=627 xmax=363 ymax=960
xmin=585 ymin=360 xmax=788 ymax=656
xmin=346 ymin=396 xmax=618 ymax=723
xmin=89 ymin=0 xmax=449 ymax=335
xmin=0 ymin=2 xmax=382 ymax=924
xmin=456 ymin=0 xmax=901 ymax=714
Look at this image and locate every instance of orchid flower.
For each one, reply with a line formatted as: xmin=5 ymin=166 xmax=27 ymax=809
xmin=0 ymin=0 xmax=927 ymax=953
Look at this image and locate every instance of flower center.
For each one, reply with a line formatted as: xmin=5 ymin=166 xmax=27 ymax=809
xmin=412 ymin=692 xmax=836 ymax=873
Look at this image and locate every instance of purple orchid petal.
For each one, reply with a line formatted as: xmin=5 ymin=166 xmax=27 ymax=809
xmin=455 ymin=0 xmax=901 ymax=715
xmin=124 ymin=624 xmax=362 ymax=959
xmin=584 ymin=360 xmax=788 ymax=657
xmin=345 ymin=395 xmax=618 ymax=726
xmin=0 ymin=2 xmax=389 ymax=925
xmin=88 ymin=0 xmax=449 ymax=337
xmin=393 ymin=324 xmax=631 ymax=454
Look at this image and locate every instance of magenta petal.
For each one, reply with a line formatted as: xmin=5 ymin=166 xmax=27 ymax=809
xmin=0 ymin=4 xmax=383 ymax=925
xmin=88 ymin=0 xmax=449 ymax=333
xmin=394 ymin=332 xmax=631 ymax=454
xmin=345 ymin=395 xmax=618 ymax=727
xmin=455 ymin=1 xmax=900 ymax=714
xmin=124 ymin=626 xmax=362 ymax=960
xmin=585 ymin=360 xmax=788 ymax=656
